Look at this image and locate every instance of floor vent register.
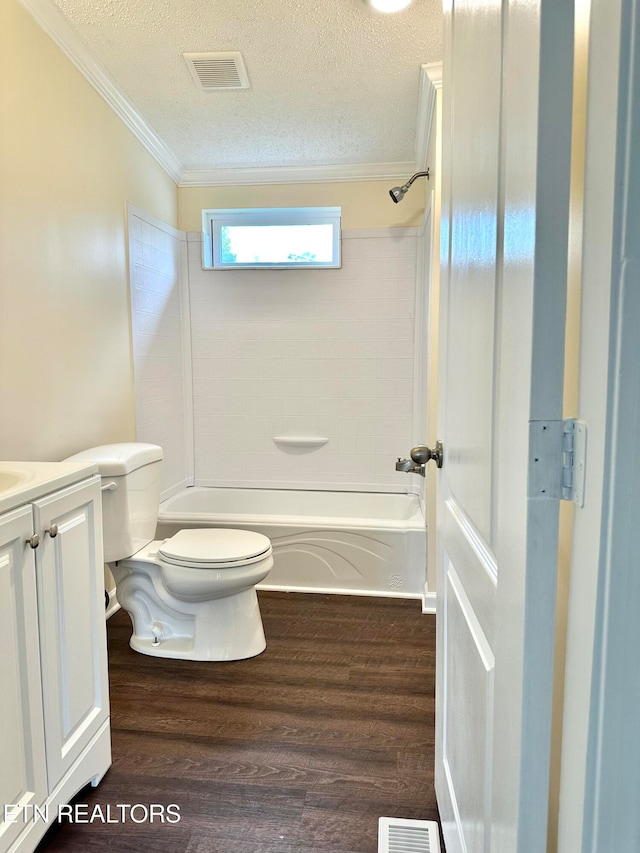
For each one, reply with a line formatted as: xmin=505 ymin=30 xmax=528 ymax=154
xmin=378 ymin=817 xmax=442 ymax=853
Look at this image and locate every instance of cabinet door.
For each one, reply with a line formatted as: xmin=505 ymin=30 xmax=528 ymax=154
xmin=34 ymin=476 xmax=109 ymax=789
xmin=0 ymin=506 xmax=47 ymax=853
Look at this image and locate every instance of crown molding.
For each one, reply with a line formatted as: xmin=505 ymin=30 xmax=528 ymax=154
xmin=178 ymin=161 xmax=417 ymax=187
xmin=415 ymin=62 xmax=443 ymax=172
xmin=18 ymin=0 xmax=184 ymax=183
xmin=424 ymin=61 xmax=443 ymax=89
xmin=18 ymin=0 xmax=437 ymax=190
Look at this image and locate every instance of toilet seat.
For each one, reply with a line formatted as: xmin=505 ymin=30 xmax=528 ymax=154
xmin=158 ymin=528 xmax=272 ymax=570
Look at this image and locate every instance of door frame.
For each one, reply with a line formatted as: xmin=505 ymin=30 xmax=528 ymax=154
xmin=413 ymin=64 xmax=442 ymax=613
xmin=559 ymin=0 xmax=640 ymax=848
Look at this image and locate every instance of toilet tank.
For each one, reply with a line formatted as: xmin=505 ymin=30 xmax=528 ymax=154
xmin=65 ymin=443 xmax=163 ymax=562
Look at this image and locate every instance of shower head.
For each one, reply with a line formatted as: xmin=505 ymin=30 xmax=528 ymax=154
xmin=389 ymin=184 xmax=409 ymax=203
xmin=389 ymin=169 xmax=430 ymax=203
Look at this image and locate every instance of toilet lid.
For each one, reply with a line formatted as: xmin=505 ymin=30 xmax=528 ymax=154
xmin=158 ymin=528 xmax=272 ymax=569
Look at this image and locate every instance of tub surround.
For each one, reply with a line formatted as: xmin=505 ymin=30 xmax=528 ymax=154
xmin=188 ymin=226 xmax=419 ymax=492
xmin=129 ymin=212 xmax=420 ymax=496
xmin=128 ymin=206 xmax=192 ymax=498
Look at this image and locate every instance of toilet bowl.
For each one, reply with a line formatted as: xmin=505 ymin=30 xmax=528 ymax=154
xmin=65 ymin=443 xmax=273 ymax=661
xmin=113 ymin=528 xmax=273 ymax=660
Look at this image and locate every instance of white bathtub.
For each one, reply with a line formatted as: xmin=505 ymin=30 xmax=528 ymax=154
xmin=156 ymin=487 xmax=426 ymax=599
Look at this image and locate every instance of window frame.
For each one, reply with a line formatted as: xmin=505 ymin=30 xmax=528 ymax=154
xmin=202 ymin=207 xmax=342 ymax=270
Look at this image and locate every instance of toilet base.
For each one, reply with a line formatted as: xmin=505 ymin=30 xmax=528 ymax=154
xmin=116 ymin=571 xmax=268 ymax=661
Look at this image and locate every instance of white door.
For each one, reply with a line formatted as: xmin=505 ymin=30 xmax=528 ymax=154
xmin=34 ymin=476 xmax=109 ymax=789
xmin=434 ymin=0 xmax=575 ymax=850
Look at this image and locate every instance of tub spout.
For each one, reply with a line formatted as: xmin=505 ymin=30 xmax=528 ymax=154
xmin=395 ymin=457 xmax=426 ymax=477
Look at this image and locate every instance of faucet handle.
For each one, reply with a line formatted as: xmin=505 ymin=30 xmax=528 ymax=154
xmin=410 ymin=441 xmax=444 ymax=469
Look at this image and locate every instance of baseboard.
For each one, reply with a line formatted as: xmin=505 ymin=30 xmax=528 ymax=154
xmin=422 ymin=591 xmax=436 ymax=614
xmin=258 ymin=582 xmax=423 ymax=601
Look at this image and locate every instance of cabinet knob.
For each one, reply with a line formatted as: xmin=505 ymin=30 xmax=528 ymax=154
xmin=26 ymin=534 xmax=40 ymax=549
xmin=46 ymin=524 xmax=59 ymax=538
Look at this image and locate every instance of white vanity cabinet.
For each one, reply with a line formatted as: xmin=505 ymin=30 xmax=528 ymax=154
xmin=0 ymin=466 xmax=111 ymax=853
xmin=33 ymin=477 xmax=110 ymax=789
xmin=0 ymin=506 xmax=48 ymax=853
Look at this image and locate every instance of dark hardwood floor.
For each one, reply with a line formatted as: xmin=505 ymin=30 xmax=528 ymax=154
xmin=37 ymin=592 xmax=439 ymax=852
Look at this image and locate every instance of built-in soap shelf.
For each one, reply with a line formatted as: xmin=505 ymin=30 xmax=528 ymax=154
xmin=273 ymin=436 xmax=329 ymax=451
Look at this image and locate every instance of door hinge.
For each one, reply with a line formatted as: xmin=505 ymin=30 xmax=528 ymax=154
xmin=528 ymin=418 xmax=587 ymax=506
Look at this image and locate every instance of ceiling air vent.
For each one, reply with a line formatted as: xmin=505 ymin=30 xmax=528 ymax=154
xmin=183 ymin=52 xmax=250 ymax=90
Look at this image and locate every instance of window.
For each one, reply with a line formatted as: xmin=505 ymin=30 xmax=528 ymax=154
xmin=202 ymin=207 xmax=341 ymax=270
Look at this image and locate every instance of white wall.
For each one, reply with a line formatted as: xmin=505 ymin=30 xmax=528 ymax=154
xmin=0 ymin=0 xmax=178 ymax=463
xmin=178 ymin=181 xmax=427 ymax=232
xmin=187 ymin=227 xmax=419 ymax=491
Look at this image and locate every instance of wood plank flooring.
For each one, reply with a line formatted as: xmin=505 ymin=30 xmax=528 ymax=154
xmin=36 ymin=592 xmax=439 ymax=853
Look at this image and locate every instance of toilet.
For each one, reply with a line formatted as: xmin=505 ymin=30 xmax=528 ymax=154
xmin=66 ymin=443 xmax=273 ymax=661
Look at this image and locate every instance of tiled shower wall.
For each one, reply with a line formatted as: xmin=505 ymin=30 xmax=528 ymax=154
xmin=128 ymin=208 xmax=191 ymax=497
xmin=188 ymin=227 xmax=418 ymax=491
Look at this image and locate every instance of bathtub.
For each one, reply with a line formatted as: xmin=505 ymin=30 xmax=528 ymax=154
xmin=156 ymin=487 xmax=426 ymax=599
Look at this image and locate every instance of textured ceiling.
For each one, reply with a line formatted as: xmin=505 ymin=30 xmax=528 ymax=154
xmin=52 ymin=0 xmax=443 ymax=173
